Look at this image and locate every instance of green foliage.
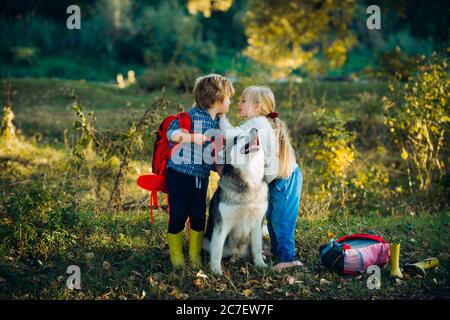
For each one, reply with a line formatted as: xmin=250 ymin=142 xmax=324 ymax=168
xmin=0 ymin=182 xmax=92 ymax=262
xmin=376 ymin=47 xmax=418 ymax=81
xmin=383 ymin=55 xmax=450 ymax=193
xmin=243 ymin=0 xmax=357 ymax=77
xmin=72 ymin=103 xmax=98 ymax=160
xmin=139 ymin=64 xmax=202 ymax=92
xmin=309 ymin=109 xmax=356 ymax=183
xmin=308 ymin=108 xmax=356 ymax=207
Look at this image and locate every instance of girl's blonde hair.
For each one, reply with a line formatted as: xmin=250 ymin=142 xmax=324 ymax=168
xmin=241 ymin=86 xmax=296 ymax=178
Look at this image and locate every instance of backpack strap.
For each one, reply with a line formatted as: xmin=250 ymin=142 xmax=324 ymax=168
xmin=149 ymin=190 xmax=158 ymax=224
xmin=177 ymin=112 xmax=191 ymax=132
xmin=337 ymin=233 xmax=387 ymax=244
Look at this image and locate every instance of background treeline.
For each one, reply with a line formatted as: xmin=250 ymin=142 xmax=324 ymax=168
xmin=0 ymin=0 xmax=448 ymax=81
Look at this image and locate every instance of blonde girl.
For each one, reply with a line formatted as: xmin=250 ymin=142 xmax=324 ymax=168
xmin=219 ymin=86 xmax=303 ymax=271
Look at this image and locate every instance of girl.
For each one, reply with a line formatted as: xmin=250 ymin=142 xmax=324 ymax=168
xmin=219 ymin=86 xmax=303 ymax=271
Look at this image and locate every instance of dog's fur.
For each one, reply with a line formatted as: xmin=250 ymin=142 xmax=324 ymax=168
xmin=203 ymin=128 xmax=268 ymax=274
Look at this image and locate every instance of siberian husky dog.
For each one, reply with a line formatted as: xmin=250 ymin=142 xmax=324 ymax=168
xmin=203 ymin=128 xmax=268 ymax=275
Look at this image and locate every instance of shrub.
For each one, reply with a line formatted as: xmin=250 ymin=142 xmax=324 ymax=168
xmin=383 ymin=55 xmax=449 ymax=193
xmin=139 ymin=63 xmax=202 ymax=92
xmin=376 ymin=46 xmax=418 ymax=81
xmin=307 ymin=108 xmax=356 ymax=207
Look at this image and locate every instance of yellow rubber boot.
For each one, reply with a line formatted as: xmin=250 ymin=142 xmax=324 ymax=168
xmin=189 ymin=230 xmax=204 ymax=268
xmin=389 ymin=243 xmax=404 ymax=279
xmin=167 ymin=232 xmax=184 ymax=269
xmin=405 ymin=257 xmax=439 ymax=277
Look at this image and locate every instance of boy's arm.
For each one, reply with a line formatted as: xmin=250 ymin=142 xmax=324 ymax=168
xmin=167 ymin=118 xmax=209 ymax=145
xmin=171 ymin=131 xmax=209 ymax=145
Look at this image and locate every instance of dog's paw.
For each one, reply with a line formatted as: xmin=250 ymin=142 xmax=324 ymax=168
xmin=211 ymin=265 xmax=223 ymax=275
xmin=254 ymin=260 xmax=268 ymax=268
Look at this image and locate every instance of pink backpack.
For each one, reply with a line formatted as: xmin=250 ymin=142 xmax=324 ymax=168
xmin=319 ymin=233 xmax=390 ymax=275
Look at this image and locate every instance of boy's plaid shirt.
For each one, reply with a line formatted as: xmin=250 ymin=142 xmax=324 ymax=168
xmin=166 ymin=106 xmax=222 ymax=179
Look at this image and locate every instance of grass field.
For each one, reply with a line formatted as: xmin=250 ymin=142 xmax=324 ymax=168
xmin=0 ymin=77 xmax=448 ymax=300
xmin=1 ymin=207 xmax=448 ymax=300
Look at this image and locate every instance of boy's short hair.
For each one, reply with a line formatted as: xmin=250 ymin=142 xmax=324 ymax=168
xmin=193 ymin=74 xmax=235 ymax=109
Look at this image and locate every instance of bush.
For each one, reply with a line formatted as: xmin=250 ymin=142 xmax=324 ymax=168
xmin=383 ymin=55 xmax=449 ymax=194
xmin=307 ymin=108 xmax=356 ymax=207
xmin=376 ymin=47 xmax=418 ymax=81
xmin=139 ymin=63 xmax=202 ymax=92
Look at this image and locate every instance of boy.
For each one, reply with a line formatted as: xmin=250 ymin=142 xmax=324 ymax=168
xmin=165 ymin=74 xmax=234 ymax=269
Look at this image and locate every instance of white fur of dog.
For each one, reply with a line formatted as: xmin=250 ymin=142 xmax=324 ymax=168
xmin=203 ymin=128 xmax=268 ymax=275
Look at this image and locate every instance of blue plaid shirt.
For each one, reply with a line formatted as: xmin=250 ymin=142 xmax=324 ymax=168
xmin=166 ymin=106 xmax=221 ymax=179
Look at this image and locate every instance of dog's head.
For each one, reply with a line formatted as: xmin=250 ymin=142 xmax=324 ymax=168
xmin=223 ymin=128 xmax=264 ymax=176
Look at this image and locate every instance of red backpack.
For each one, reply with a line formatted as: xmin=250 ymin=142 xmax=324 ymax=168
xmin=137 ymin=112 xmax=191 ymax=224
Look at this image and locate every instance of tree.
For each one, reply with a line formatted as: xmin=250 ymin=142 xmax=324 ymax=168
xmin=243 ymin=0 xmax=357 ymax=77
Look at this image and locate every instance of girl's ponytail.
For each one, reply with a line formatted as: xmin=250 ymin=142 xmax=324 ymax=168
xmin=269 ymin=117 xmax=295 ymax=178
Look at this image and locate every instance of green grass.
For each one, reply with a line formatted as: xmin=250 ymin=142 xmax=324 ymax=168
xmin=0 ymin=78 xmax=193 ymax=143
xmin=0 ymin=209 xmax=448 ymax=300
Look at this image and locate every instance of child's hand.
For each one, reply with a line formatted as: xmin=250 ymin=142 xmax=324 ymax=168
xmin=192 ymin=133 xmax=210 ymax=146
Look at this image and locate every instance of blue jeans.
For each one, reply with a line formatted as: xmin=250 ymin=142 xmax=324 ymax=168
xmin=266 ymin=165 xmax=302 ymax=262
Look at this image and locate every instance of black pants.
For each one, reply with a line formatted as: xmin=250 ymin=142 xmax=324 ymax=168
xmin=166 ymin=167 xmax=209 ymax=234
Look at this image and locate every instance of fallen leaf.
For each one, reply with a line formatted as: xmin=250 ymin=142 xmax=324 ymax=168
xmin=244 ymin=280 xmax=259 ymax=287
xmin=169 ymin=289 xmax=188 ymax=300
xmin=320 ymin=278 xmax=331 ymax=287
xmin=147 ymin=276 xmax=158 ymax=286
xmin=196 ymin=270 xmax=208 ymax=279
xmin=287 ymin=276 xmax=296 ymax=285
xmin=215 ymin=283 xmax=227 ymax=292
xmin=240 ymin=267 xmax=248 ymax=275
xmin=193 ymin=278 xmax=203 ymax=289
xmin=0 ymin=277 xmax=6 ymax=283
xmin=102 ymin=261 xmax=111 ymax=270
xmin=241 ymin=289 xmax=253 ymax=297
xmin=132 ymin=271 xmax=143 ymax=278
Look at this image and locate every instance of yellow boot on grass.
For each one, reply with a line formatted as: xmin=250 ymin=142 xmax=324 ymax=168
xmin=405 ymin=257 xmax=439 ymax=277
xmin=389 ymin=243 xmax=404 ymax=279
xmin=189 ymin=230 xmax=204 ymax=268
xmin=168 ymin=232 xmax=184 ymax=269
